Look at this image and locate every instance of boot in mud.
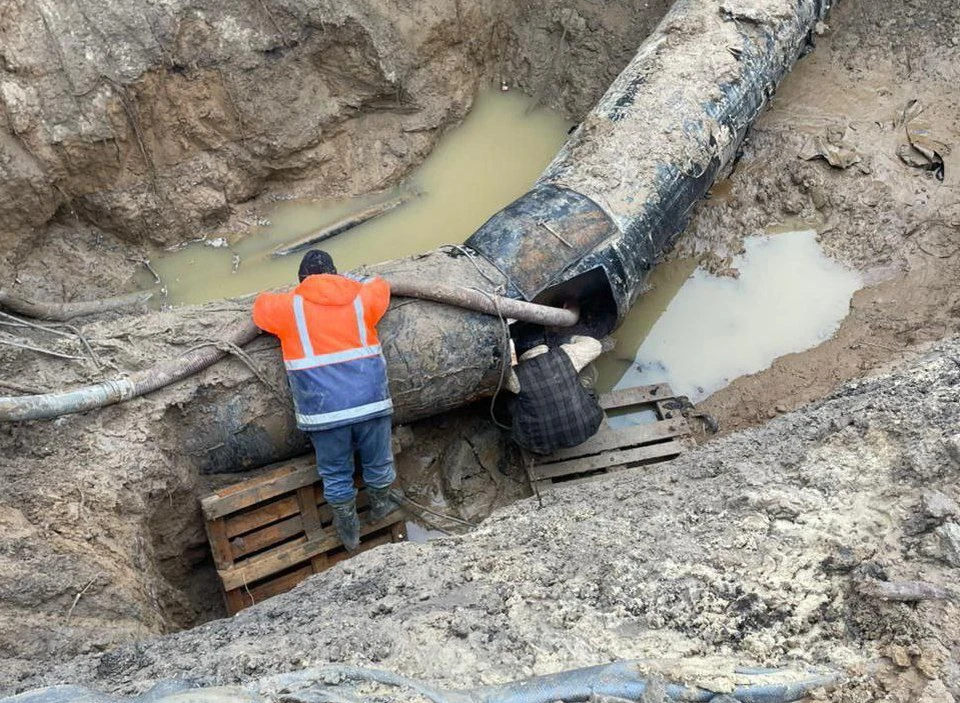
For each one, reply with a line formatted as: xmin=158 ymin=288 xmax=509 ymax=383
xmin=330 ymin=498 xmax=361 ymax=551
xmin=367 ymin=485 xmax=404 ymax=523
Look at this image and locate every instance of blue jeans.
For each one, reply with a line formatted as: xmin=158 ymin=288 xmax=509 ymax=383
xmin=308 ymin=416 xmax=395 ymax=504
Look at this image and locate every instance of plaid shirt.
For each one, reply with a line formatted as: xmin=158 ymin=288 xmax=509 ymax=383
xmin=511 ymin=348 xmax=603 ymax=455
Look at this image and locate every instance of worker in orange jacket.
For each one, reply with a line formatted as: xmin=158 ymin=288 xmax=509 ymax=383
xmin=252 ymin=250 xmax=401 ymax=550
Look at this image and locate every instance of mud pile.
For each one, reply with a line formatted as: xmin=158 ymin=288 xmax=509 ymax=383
xmin=11 ymin=336 xmax=960 ymax=701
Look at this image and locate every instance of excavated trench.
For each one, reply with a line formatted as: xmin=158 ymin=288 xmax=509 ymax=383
xmin=2 ymin=0 xmax=960 ymax=695
xmin=0 ymin=0 xmax=679 ymax=668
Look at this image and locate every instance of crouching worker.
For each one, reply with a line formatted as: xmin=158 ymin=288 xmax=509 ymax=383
xmin=252 ymin=250 xmax=402 ymax=551
xmin=506 ymin=335 xmax=604 ymax=455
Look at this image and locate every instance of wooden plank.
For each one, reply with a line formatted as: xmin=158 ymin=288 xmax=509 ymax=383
xmin=298 ymin=485 xmax=323 ymax=539
xmin=204 ymin=459 xmax=308 ymax=500
xmin=202 ymin=464 xmax=317 ymax=520
xmin=207 ymin=457 xmax=309 ymax=499
xmin=245 ymin=563 xmax=314 ymax=605
xmin=326 ymin=529 xmax=395 ymax=569
xmin=224 ymin=587 xmax=249 ymax=616
xmin=531 ymin=439 xmax=686 ymax=481
xmin=218 ymin=515 xmax=402 ymax=591
xmin=205 ymin=517 xmax=235 ymax=571
xmin=542 ymin=463 xmax=653 ymax=490
xmin=599 ymin=384 xmax=674 ymax=411
xmin=230 ymin=514 xmax=305 ymax=559
xmin=541 ymin=418 xmax=689 ymax=463
xmin=224 ymin=495 xmax=300 ymax=538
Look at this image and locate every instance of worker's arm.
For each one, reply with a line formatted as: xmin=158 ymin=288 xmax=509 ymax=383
xmin=361 ymin=276 xmax=391 ymax=324
xmin=559 ymin=336 xmax=603 ymax=372
xmin=251 ymin=292 xmax=286 ymax=334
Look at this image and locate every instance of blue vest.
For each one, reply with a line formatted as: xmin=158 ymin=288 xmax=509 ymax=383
xmin=285 ymin=293 xmax=392 ymax=431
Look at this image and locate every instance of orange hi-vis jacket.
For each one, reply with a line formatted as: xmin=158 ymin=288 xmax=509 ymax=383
xmin=252 ymin=273 xmax=392 ymax=431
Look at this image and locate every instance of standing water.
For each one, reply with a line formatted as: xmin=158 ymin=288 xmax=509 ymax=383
xmin=596 ymin=230 xmax=862 ymax=411
xmin=136 ymin=89 xmax=572 ymax=304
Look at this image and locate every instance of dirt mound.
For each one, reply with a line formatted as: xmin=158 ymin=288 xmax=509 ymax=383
xmin=10 ymin=337 xmax=960 ymax=701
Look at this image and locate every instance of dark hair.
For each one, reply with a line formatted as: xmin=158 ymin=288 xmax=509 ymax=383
xmin=298 ymin=249 xmax=337 ymax=281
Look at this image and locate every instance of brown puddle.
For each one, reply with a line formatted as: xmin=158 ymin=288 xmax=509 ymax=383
xmin=136 ymin=89 xmax=572 ymax=305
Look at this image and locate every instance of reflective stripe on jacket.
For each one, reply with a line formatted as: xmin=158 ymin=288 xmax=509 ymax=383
xmin=252 ymin=273 xmax=392 ymax=431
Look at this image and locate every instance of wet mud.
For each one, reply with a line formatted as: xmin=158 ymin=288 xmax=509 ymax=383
xmin=1 ymin=0 xmax=960 ymax=698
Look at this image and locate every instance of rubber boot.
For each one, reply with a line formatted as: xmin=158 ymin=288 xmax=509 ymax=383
xmin=367 ymin=485 xmax=404 ymax=523
xmin=329 ymin=498 xmax=361 ymax=551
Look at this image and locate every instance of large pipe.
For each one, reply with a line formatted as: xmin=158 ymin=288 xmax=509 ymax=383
xmin=0 ymin=0 xmax=831 ymax=471
xmin=0 ymin=276 xmax=574 ymax=423
xmin=467 ymin=0 xmax=832 ymax=327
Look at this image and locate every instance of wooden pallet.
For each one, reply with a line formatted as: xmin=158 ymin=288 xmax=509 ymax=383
xmin=528 ymin=383 xmax=694 ymax=491
xmin=201 ymin=457 xmax=405 ymax=614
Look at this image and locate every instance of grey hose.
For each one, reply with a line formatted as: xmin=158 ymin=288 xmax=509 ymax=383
xmin=464 ymin=661 xmax=841 ymax=703
xmin=0 ymin=322 xmax=261 ymax=422
xmin=0 ymin=661 xmax=843 ymax=703
xmin=256 ymin=665 xmax=460 ymax=703
xmin=257 ymin=660 xmax=841 ymax=703
xmin=385 ymin=279 xmax=578 ymax=327
xmin=0 ymin=288 xmax=155 ymax=321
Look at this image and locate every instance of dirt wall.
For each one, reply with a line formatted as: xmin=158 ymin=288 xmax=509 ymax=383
xmin=0 ymin=0 xmax=670 ymax=298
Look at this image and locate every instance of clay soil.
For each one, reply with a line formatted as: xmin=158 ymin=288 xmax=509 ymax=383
xmin=679 ymin=0 xmax=960 ymax=439
xmin=2 ymin=0 xmax=960 ymax=699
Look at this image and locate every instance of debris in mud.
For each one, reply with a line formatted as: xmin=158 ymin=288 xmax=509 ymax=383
xmin=894 ymin=99 xmax=950 ymax=180
xmin=799 ymin=133 xmax=867 ymax=172
xmin=898 ymin=129 xmax=949 ymax=180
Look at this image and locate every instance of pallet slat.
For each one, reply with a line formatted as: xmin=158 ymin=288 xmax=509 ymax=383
xmin=205 ymin=518 xmax=234 ymax=571
xmin=230 ymin=514 xmax=305 ymax=559
xmin=538 ymin=463 xmax=651 ymax=490
xmin=544 ymin=418 xmax=688 ymax=462
xmin=224 ymin=495 xmax=301 ymax=538
xmin=202 ymin=463 xmax=317 ymax=520
xmin=530 ymin=439 xmax=686 ymax=481
xmin=218 ymin=514 xmax=403 ymax=591
xmin=243 ymin=564 xmax=314 ymax=606
xmin=599 ymin=384 xmax=673 ymax=410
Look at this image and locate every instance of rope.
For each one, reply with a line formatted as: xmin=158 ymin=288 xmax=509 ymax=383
xmin=470 ymin=287 xmax=513 ymax=431
xmin=0 ymin=334 xmax=86 ymax=361
xmin=400 ymin=496 xmax=476 ymax=529
xmin=440 ymin=244 xmax=514 ymax=294
xmin=0 ymin=310 xmax=103 ymax=370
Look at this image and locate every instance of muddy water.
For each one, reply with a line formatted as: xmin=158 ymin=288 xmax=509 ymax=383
xmin=138 ymin=89 xmax=572 ymax=305
xmin=596 ymin=230 xmax=862 ymax=409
